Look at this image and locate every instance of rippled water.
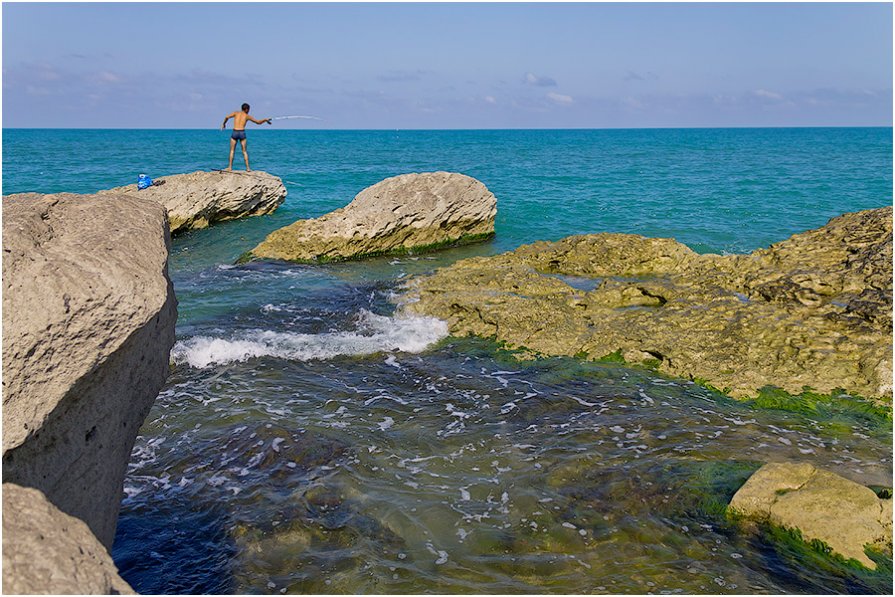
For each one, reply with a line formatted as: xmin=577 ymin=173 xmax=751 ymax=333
xmin=3 ymin=128 xmax=892 ymax=593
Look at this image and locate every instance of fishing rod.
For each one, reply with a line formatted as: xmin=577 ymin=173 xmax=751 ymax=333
xmin=270 ymin=115 xmax=322 ymax=121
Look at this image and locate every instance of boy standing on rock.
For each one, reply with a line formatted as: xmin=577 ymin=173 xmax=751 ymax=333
xmin=221 ymin=103 xmax=271 ymax=171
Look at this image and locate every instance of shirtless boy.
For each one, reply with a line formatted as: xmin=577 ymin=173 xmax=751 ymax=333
xmin=221 ymin=103 xmax=271 ymax=171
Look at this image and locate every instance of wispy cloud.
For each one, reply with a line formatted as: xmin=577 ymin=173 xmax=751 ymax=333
xmin=524 ymin=72 xmax=557 ymax=87
xmin=623 ymin=70 xmax=658 ymax=82
xmin=483 ymin=95 xmax=497 ymax=104
xmin=377 ymin=69 xmax=431 ymax=83
xmin=753 ymin=89 xmax=783 ymax=100
xmin=546 ymin=91 xmax=573 ymax=105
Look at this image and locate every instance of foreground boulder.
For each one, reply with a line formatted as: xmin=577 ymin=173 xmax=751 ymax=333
xmin=2 ymin=192 xmax=177 ymax=548
xmin=2 ymin=484 xmax=135 ymax=594
xmin=99 ymin=169 xmax=286 ymax=234
xmin=729 ymin=462 xmax=892 ymax=569
xmin=402 ymin=207 xmax=892 ymax=400
xmin=248 ymin=171 xmax=496 ymax=262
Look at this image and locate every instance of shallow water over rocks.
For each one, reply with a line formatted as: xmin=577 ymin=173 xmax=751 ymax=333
xmin=113 ymin=262 xmax=891 ymax=594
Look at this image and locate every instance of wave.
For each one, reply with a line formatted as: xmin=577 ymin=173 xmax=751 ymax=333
xmin=171 ymin=310 xmax=448 ymax=368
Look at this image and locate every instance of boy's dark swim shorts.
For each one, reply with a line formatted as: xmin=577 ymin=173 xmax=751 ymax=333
xmin=231 ymin=130 xmax=247 ymax=141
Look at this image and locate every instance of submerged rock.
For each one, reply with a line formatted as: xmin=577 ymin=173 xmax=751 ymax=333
xmin=402 ymin=207 xmax=892 ymax=400
xmin=729 ymin=462 xmax=892 ymax=569
xmin=99 ymin=169 xmax=286 ymax=234
xmin=248 ymin=171 xmax=496 ymax=262
xmin=2 ymin=483 xmax=135 ymax=594
xmin=2 ymin=192 xmax=177 ymax=548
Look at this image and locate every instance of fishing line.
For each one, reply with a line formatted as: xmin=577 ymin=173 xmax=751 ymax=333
xmin=271 ymin=115 xmax=322 ymax=121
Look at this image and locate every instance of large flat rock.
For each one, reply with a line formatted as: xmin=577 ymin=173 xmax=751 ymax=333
xmin=2 ymin=192 xmax=177 ymax=547
xmin=401 ymin=207 xmax=892 ymax=400
xmin=249 ymin=171 xmax=496 ymax=262
xmin=729 ymin=462 xmax=892 ymax=569
xmin=98 ymin=169 xmax=286 ymax=234
xmin=2 ymin=483 xmax=135 ymax=594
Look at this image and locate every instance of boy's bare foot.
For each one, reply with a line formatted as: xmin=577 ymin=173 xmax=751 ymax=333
xmin=245 ymin=168 xmax=252 ymax=172
xmin=225 ymin=167 xmax=232 ymax=172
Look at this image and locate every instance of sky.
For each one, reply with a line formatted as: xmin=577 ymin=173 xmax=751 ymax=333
xmin=2 ymin=2 xmax=892 ymax=129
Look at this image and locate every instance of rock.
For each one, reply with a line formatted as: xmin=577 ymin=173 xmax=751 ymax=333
xmin=728 ymin=462 xmax=892 ymax=569
xmin=248 ymin=171 xmax=496 ymax=262
xmin=402 ymin=207 xmax=892 ymax=400
xmin=2 ymin=192 xmax=177 ymax=548
xmin=98 ymin=169 xmax=286 ymax=234
xmin=2 ymin=483 xmax=134 ymax=594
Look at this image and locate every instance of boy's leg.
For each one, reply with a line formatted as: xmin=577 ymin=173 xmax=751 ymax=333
xmin=240 ymin=139 xmax=250 ymax=171
xmin=227 ymin=138 xmax=236 ymax=171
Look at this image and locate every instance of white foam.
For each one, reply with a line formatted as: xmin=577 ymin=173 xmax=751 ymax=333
xmin=172 ymin=310 xmax=448 ymax=369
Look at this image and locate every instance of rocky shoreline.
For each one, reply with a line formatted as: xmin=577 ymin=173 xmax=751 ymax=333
xmin=401 ymin=206 xmax=893 ymax=403
xmin=2 ymin=170 xmax=891 ymax=591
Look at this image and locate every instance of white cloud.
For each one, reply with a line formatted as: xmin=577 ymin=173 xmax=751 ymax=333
xmin=546 ymin=92 xmax=573 ymax=105
xmin=753 ymin=89 xmax=783 ymax=100
xmin=524 ymin=72 xmax=557 ymax=87
xmin=484 ymin=95 xmax=497 ymax=104
xmin=95 ymin=71 xmax=122 ymax=83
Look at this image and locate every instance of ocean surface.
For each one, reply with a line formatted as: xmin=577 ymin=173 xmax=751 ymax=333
xmin=3 ymin=127 xmax=893 ymax=594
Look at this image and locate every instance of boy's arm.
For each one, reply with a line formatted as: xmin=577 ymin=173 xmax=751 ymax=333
xmin=221 ymin=112 xmax=237 ymax=129
xmin=248 ymin=115 xmax=272 ymax=125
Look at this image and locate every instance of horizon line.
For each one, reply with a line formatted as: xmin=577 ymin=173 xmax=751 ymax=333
xmin=3 ymin=125 xmax=893 ymax=132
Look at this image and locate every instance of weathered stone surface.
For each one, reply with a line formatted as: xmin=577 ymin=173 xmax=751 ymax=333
xmin=98 ymin=169 xmax=286 ymax=233
xmin=729 ymin=463 xmax=892 ymax=569
xmin=249 ymin=171 xmax=496 ymax=262
xmin=402 ymin=207 xmax=892 ymax=400
xmin=2 ymin=192 xmax=177 ymax=547
xmin=2 ymin=483 xmax=134 ymax=594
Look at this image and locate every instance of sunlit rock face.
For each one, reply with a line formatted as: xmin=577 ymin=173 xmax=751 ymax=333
xmin=403 ymin=207 xmax=893 ymax=401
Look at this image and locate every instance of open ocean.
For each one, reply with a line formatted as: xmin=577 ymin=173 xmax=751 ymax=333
xmin=3 ymin=127 xmax=893 ymax=594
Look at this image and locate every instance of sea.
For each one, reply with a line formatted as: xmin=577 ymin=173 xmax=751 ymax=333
xmin=3 ymin=127 xmax=893 ymax=594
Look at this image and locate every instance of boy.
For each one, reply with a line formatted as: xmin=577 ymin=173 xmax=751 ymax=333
xmin=221 ymin=103 xmax=271 ymax=171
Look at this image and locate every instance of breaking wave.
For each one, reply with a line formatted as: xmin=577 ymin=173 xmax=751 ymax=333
xmin=171 ymin=310 xmax=449 ymax=368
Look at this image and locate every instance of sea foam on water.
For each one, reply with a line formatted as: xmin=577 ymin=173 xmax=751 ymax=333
xmin=171 ymin=309 xmax=448 ymax=368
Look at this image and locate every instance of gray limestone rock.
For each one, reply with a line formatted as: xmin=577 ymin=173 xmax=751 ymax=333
xmin=2 ymin=192 xmax=177 ymax=548
xmin=98 ymin=169 xmax=286 ymax=234
xmin=249 ymin=171 xmax=496 ymax=262
xmin=2 ymin=483 xmax=134 ymax=594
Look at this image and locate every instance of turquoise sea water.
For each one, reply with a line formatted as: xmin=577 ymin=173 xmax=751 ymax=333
xmin=3 ymin=128 xmax=893 ymax=594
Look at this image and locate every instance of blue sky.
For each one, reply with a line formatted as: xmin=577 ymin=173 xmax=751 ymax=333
xmin=2 ymin=2 xmax=892 ymax=128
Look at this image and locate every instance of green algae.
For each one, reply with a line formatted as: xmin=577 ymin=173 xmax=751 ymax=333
xmin=595 ymin=349 xmax=626 ymax=363
xmin=754 ymin=521 xmax=893 ymax=583
xmin=240 ymin=231 xmax=495 ymax=265
xmin=748 ymin=385 xmax=892 ymax=420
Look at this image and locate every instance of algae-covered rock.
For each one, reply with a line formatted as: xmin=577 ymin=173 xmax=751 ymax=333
xmin=2 ymin=483 xmax=134 ymax=594
xmin=2 ymin=192 xmax=177 ymax=548
xmin=248 ymin=171 xmax=496 ymax=262
xmin=99 ymin=169 xmax=286 ymax=234
xmin=402 ymin=207 xmax=892 ymax=401
xmin=729 ymin=462 xmax=892 ymax=569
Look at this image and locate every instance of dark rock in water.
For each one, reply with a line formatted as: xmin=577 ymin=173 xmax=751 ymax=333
xmin=231 ymin=481 xmax=408 ymax=593
xmin=208 ymin=423 xmax=350 ymax=490
xmin=402 ymin=207 xmax=893 ymax=401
